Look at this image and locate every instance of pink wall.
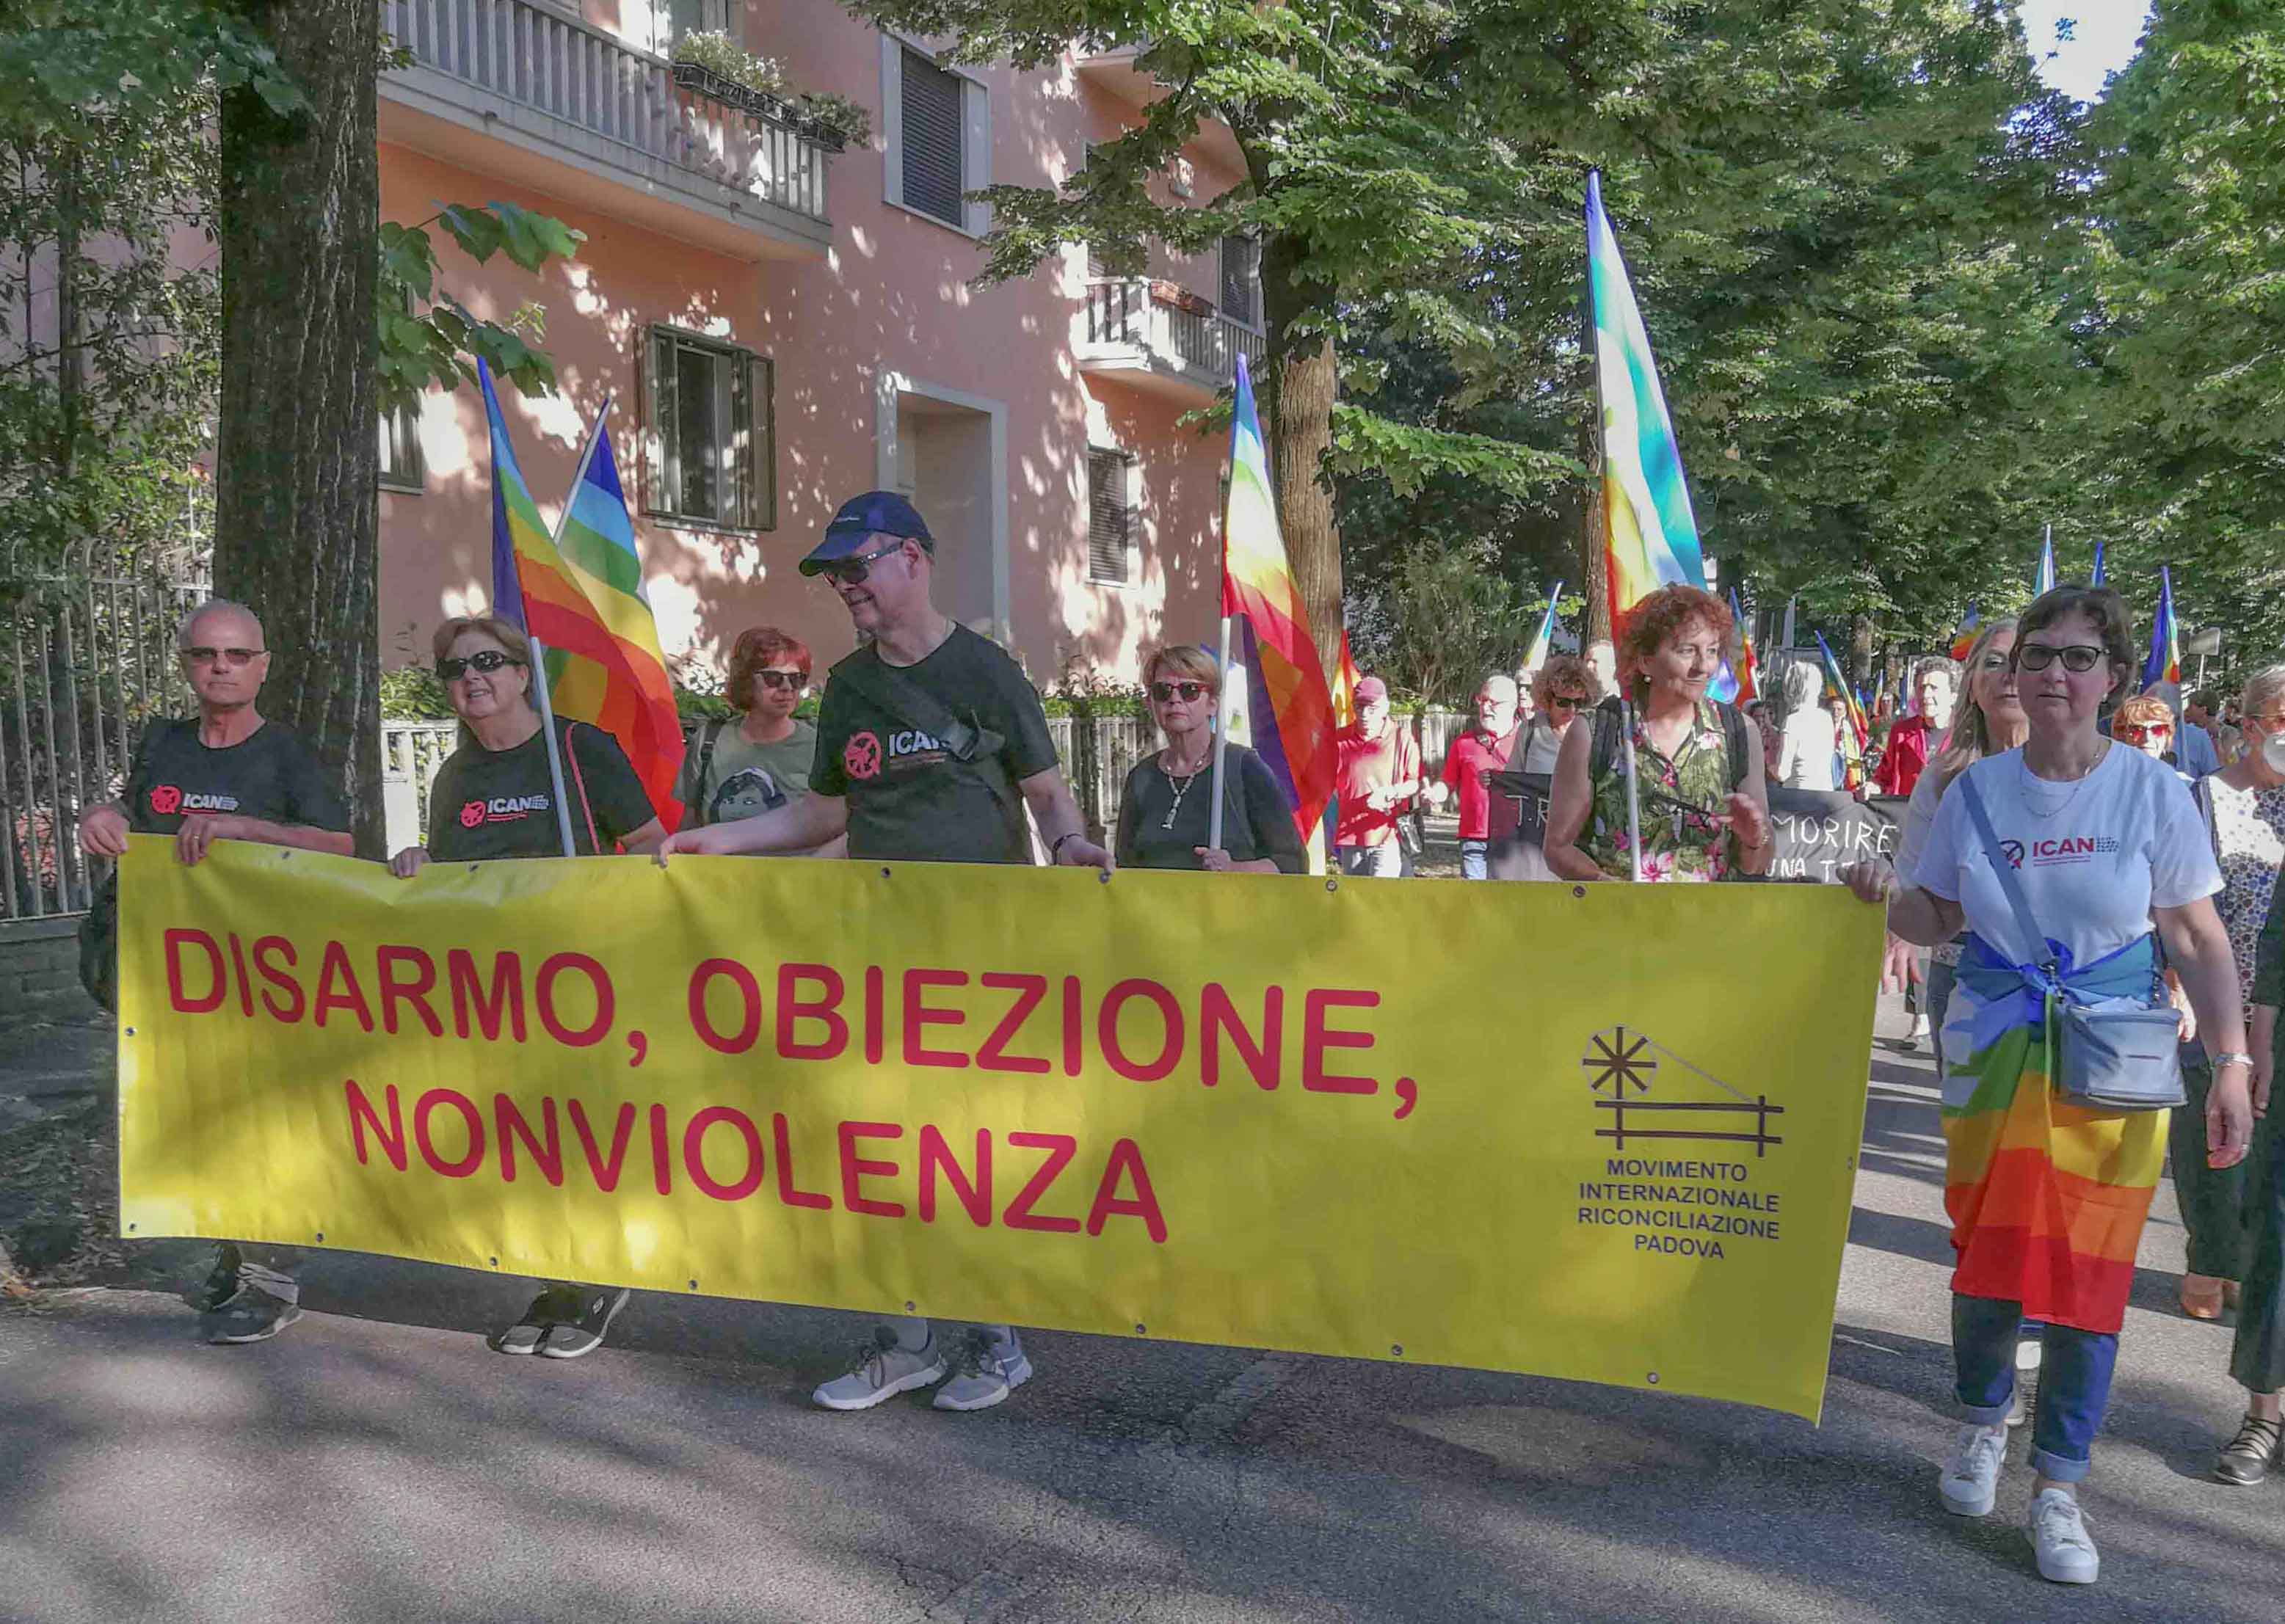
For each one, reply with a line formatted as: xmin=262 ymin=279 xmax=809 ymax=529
xmin=377 ymin=1 xmax=1240 ymax=691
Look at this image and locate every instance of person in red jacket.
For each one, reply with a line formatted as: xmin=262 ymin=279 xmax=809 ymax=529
xmin=1335 ymin=676 xmax=1426 ymax=876
xmin=1427 ymin=673 xmax=1521 ymax=879
xmin=1875 ymin=658 xmax=1960 ymax=800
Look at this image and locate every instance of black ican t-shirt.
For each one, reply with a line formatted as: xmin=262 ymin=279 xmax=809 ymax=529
xmin=811 ymin=625 xmax=1058 ymax=864
xmin=426 ymin=718 xmax=656 ymax=861
xmin=1115 ymin=747 xmax=1305 ymax=873
xmin=123 ymin=718 xmax=349 ymax=836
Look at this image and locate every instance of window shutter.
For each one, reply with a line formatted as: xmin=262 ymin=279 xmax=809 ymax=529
xmin=1220 ymin=236 xmax=1257 ymax=327
xmin=1088 ymin=449 xmax=1130 ymax=585
xmin=901 ymin=49 xmax=965 ymax=226
xmin=648 ymin=327 xmax=678 ymax=519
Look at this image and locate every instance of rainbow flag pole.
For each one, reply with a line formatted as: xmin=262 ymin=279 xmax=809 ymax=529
xmin=482 ymin=363 xmax=593 ymax=857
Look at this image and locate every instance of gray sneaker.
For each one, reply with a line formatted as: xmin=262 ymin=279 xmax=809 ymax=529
xmin=813 ymin=1330 xmax=948 ymax=1410
xmin=934 ymin=1331 xmax=1033 ymax=1412
xmin=200 ymin=1283 xmax=302 ymax=1344
xmin=1939 ymin=1422 xmax=2008 ymax=1516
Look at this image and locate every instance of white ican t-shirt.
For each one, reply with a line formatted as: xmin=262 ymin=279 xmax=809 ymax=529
xmin=1914 ymin=743 xmax=2222 ymax=973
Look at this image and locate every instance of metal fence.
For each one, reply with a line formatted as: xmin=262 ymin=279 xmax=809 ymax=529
xmin=2 ymin=541 xmax=211 ymax=921
xmin=377 ymin=707 xmax=1468 ymax=855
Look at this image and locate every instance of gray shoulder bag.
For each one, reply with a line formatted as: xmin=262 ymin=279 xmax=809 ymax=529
xmin=1959 ymin=773 xmax=2186 ymax=1111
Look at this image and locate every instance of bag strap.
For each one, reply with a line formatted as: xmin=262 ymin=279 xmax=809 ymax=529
xmin=1958 ymin=771 xmax=2054 ymax=972
xmin=562 ymin=721 xmax=603 ymax=853
xmin=2194 ymin=774 xmax=2223 ymax=867
xmin=1719 ymin=702 xmax=1749 ymax=793
xmin=691 ymin=718 xmax=727 ymax=815
xmin=832 ymin=649 xmax=1005 ymax=765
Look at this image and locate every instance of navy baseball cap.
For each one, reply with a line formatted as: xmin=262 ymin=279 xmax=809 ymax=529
xmin=799 ymin=490 xmax=935 ymax=576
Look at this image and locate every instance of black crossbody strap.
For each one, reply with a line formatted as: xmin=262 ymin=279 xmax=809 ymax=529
xmin=691 ymin=718 xmax=727 ymax=814
xmin=832 ymin=652 xmax=1006 ymax=765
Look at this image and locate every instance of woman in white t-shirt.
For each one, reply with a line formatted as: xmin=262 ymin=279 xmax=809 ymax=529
xmin=1775 ymin=659 xmax=1839 ymax=791
xmin=1844 ymin=585 xmax=2254 ymax=1587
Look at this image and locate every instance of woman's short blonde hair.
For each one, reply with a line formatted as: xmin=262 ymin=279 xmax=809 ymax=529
xmin=1530 ymin=653 xmax=1603 ymax=713
xmin=2113 ymin=694 xmax=2175 ymax=733
xmin=432 ymin=614 xmax=532 ymax=666
xmin=1143 ymin=643 xmax=1220 ymax=692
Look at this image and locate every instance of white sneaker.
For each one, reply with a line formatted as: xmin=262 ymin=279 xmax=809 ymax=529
xmin=933 ymin=1332 xmax=1033 ymax=1412
xmin=2016 ymin=1333 xmax=2044 ymax=1373
xmin=1939 ymin=1422 xmax=2008 ymax=1516
xmin=2029 ymin=1488 xmax=2099 ymax=1584
xmin=812 ymin=1330 xmax=948 ymax=1411
xmin=1906 ymin=1014 xmax=1929 ymax=1044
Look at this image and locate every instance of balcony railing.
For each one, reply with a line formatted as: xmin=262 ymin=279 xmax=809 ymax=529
xmin=383 ymin=0 xmax=830 ymax=227
xmin=1080 ymin=278 xmax=1265 ymax=394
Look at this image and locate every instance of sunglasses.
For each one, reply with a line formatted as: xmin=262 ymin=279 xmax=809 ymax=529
xmin=2115 ymin=724 xmax=2169 ymax=743
xmin=1151 ymin=680 xmax=1211 ymax=703
xmin=183 ymin=646 xmax=264 ymax=667
xmin=754 ymin=669 xmax=805 ymax=692
xmin=437 ymin=649 xmax=524 ymax=681
xmin=2013 ymin=644 xmax=2107 ymax=674
xmin=1546 ymin=693 xmax=1588 ymax=712
xmin=818 ymin=538 xmax=907 ymax=586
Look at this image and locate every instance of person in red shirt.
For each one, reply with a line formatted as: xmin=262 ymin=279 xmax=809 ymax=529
xmin=1873 ymin=658 xmax=1960 ymax=800
xmin=1428 ymin=673 xmax=1519 ymax=879
xmin=1335 ymin=675 xmax=1425 ymax=876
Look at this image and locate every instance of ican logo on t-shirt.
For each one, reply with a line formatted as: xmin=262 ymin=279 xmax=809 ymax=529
xmin=460 ymin=794 xmax=551 ymax=828
xmin=150 ymin=784 xmax=241 ymax=815
xmin=2001 ymin=834 xmax=2124 ymax=870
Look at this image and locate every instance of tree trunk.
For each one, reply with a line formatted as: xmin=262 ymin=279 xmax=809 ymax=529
xmin=1257 ymin=225 xmax=1344 ymax=682
xmin=1580 ymin=411 xmax=1610 ymax=647
xmin=215 ymin=0 xmax=382 ymax=854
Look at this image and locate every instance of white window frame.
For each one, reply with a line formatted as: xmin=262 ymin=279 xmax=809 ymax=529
xmin=378 ymin=400 xmax=425 ymax=493
xmin=1086 ymin=445 xmax=1138 ymax=589
xmin=642 ymin=323 xmax=776 ymax=534
xmin=880 ymin=34 xmax=992 ymax=238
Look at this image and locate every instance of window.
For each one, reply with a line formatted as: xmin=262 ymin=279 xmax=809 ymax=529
xmin=378 ymin=401 xmax=424 ymax=492
xmin=658 ymin=0 xmax=738 ymax=49
xmin=1220 ymin=234 xmax=1261 ymax=329
xmin=1088 ymin=448 xmax=1133 ymax=586
xmin=644 ymin=327 xmax=774 ymax=531
xmin=884 ymin=40 xmax=990 ymax=235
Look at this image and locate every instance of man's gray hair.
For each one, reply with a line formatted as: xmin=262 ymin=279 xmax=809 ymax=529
xmin=1911 ymin=656 xmax=1961 ymax=688
xmin=178 ymin=598 xmax=264 ymax=649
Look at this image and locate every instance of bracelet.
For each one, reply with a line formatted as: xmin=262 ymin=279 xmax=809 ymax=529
xmin=2212 ymin=1050 xmax=2257 ymax=1072
xmin=1050 ymin=831 xmax=1081 ymax=862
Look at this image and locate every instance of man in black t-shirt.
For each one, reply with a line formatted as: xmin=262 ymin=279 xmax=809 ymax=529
xmin=659 ymin=491 xmax=1111 ymax=1414
xmin=78 ymin=598 xmax=354 ymax=1346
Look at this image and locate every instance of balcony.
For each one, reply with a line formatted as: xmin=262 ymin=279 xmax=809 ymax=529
xmin=379 ymin=0 xmax=835 ymax=261
xmin=1078 ymin=278 xmax=1265 ymax=402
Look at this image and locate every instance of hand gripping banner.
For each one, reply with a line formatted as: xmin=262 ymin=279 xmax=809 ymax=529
xmin=117 ymin=840 xmax=1880 ymax=1420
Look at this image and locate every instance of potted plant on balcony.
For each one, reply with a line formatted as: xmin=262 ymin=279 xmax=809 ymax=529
xmin=669 ymin=32 xmax=868 ymax=153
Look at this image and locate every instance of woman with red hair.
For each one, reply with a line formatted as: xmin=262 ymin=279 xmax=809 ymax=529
xmin=1544 ymin=583 xmax=1771 ymax=883
xmin=677 ymin=626 xmax=818 ymax=828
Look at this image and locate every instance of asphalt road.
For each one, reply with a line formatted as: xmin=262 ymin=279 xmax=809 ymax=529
xmin=3 ymin=995 xmax=2281 ymax=1623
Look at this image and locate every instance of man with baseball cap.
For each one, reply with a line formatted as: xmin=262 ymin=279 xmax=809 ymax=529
xmin=1334 ymin=674 xmax=1425 ymax=876
xmin=658 ymin=489 xmax=1112 ymax=1413
xmin=76 ymin=597 xmax=354 ymax=1343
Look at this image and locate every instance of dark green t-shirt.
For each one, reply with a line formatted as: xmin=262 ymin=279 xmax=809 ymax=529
xmin=810 ymin=625 xmax=1058 ymax=864
xmin=427 ymin=718 xmax=655 ymax=860
xmin=123 ymin=718 xmax=348 ymax=835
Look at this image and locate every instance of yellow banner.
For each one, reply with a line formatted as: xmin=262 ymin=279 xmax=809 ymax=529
xmin=118 ymin=839 xmax=1879 ymax=1420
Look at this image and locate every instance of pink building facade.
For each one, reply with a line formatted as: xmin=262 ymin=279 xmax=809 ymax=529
xmin=376 ymin=0 xmax=1262 ymax=690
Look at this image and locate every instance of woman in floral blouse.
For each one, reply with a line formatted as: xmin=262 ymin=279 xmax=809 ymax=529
xmin=2174 ymin=665 xmax=2285 ymax=1321
xmin=1544 ymin=583 xmax=1772 ymax=884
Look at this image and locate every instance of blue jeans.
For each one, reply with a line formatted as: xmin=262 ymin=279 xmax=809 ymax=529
xmin=1954 ymin=1295 xmax=2115 ymax=1482
xmin=1459 ymin=839 xmax=1489 ymax=881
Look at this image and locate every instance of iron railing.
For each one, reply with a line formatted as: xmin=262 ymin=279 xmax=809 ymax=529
xmin=1 ymin=541 xmax=211 ymax=921
xmin=384 ymin=0 xmax=832 ymax=224
xmin=1081 ymin=278 xmax=1268 ymax=389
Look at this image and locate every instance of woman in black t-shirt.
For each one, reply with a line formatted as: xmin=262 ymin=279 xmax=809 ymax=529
xmin=1115 ymin=644 xmax=1305 ymax=873
xmin=388 ymin=614 xmax=665 ymax=1361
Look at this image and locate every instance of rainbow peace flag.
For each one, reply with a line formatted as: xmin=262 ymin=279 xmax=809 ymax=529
xmin=1712 ymin=587 xmax=1755 ymax=703
xmin=482 ymin=363 xmax=686 ymax=824
xmin=2035 ymin=532 xmax=2056 ymax=597
xmin=1813 ymin=631 xmax=1869 ymax=749
xmin=2141 ymin=565 xmax=2180 ymax=690
xmin=1329 ymin=628 xmax=1363 ymax=732
xmin=1222 ymin=352 xmax=1334 ymax=846
xmin=1948 ymin=606 xmax=1982 ymax=662
xmin=1587 ymin=172 xmax=1706 ymax=630
xmin=2090 ymin=541 xmax=2107 ymax=586
xmin=1519 ymin=582 xmax=1564 ymax=674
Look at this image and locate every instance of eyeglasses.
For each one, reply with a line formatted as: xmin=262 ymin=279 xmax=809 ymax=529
xmin=1547 ymin=693 xmax=1588 ymax=713
xmin=818 ymin=538 xmax=907 ymax=586
xmin=1150 ymin=680 xmax=1211 ymax=703
xmin=437 ymin=649 xmax=524 ymax=681
xmin=183 ymin=646 xmax=264 ymax=667
xmin=2013 ymin=644 xmax=2107 ymax=674
xmin=754 ymin=669 xmax=804 ymax=692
